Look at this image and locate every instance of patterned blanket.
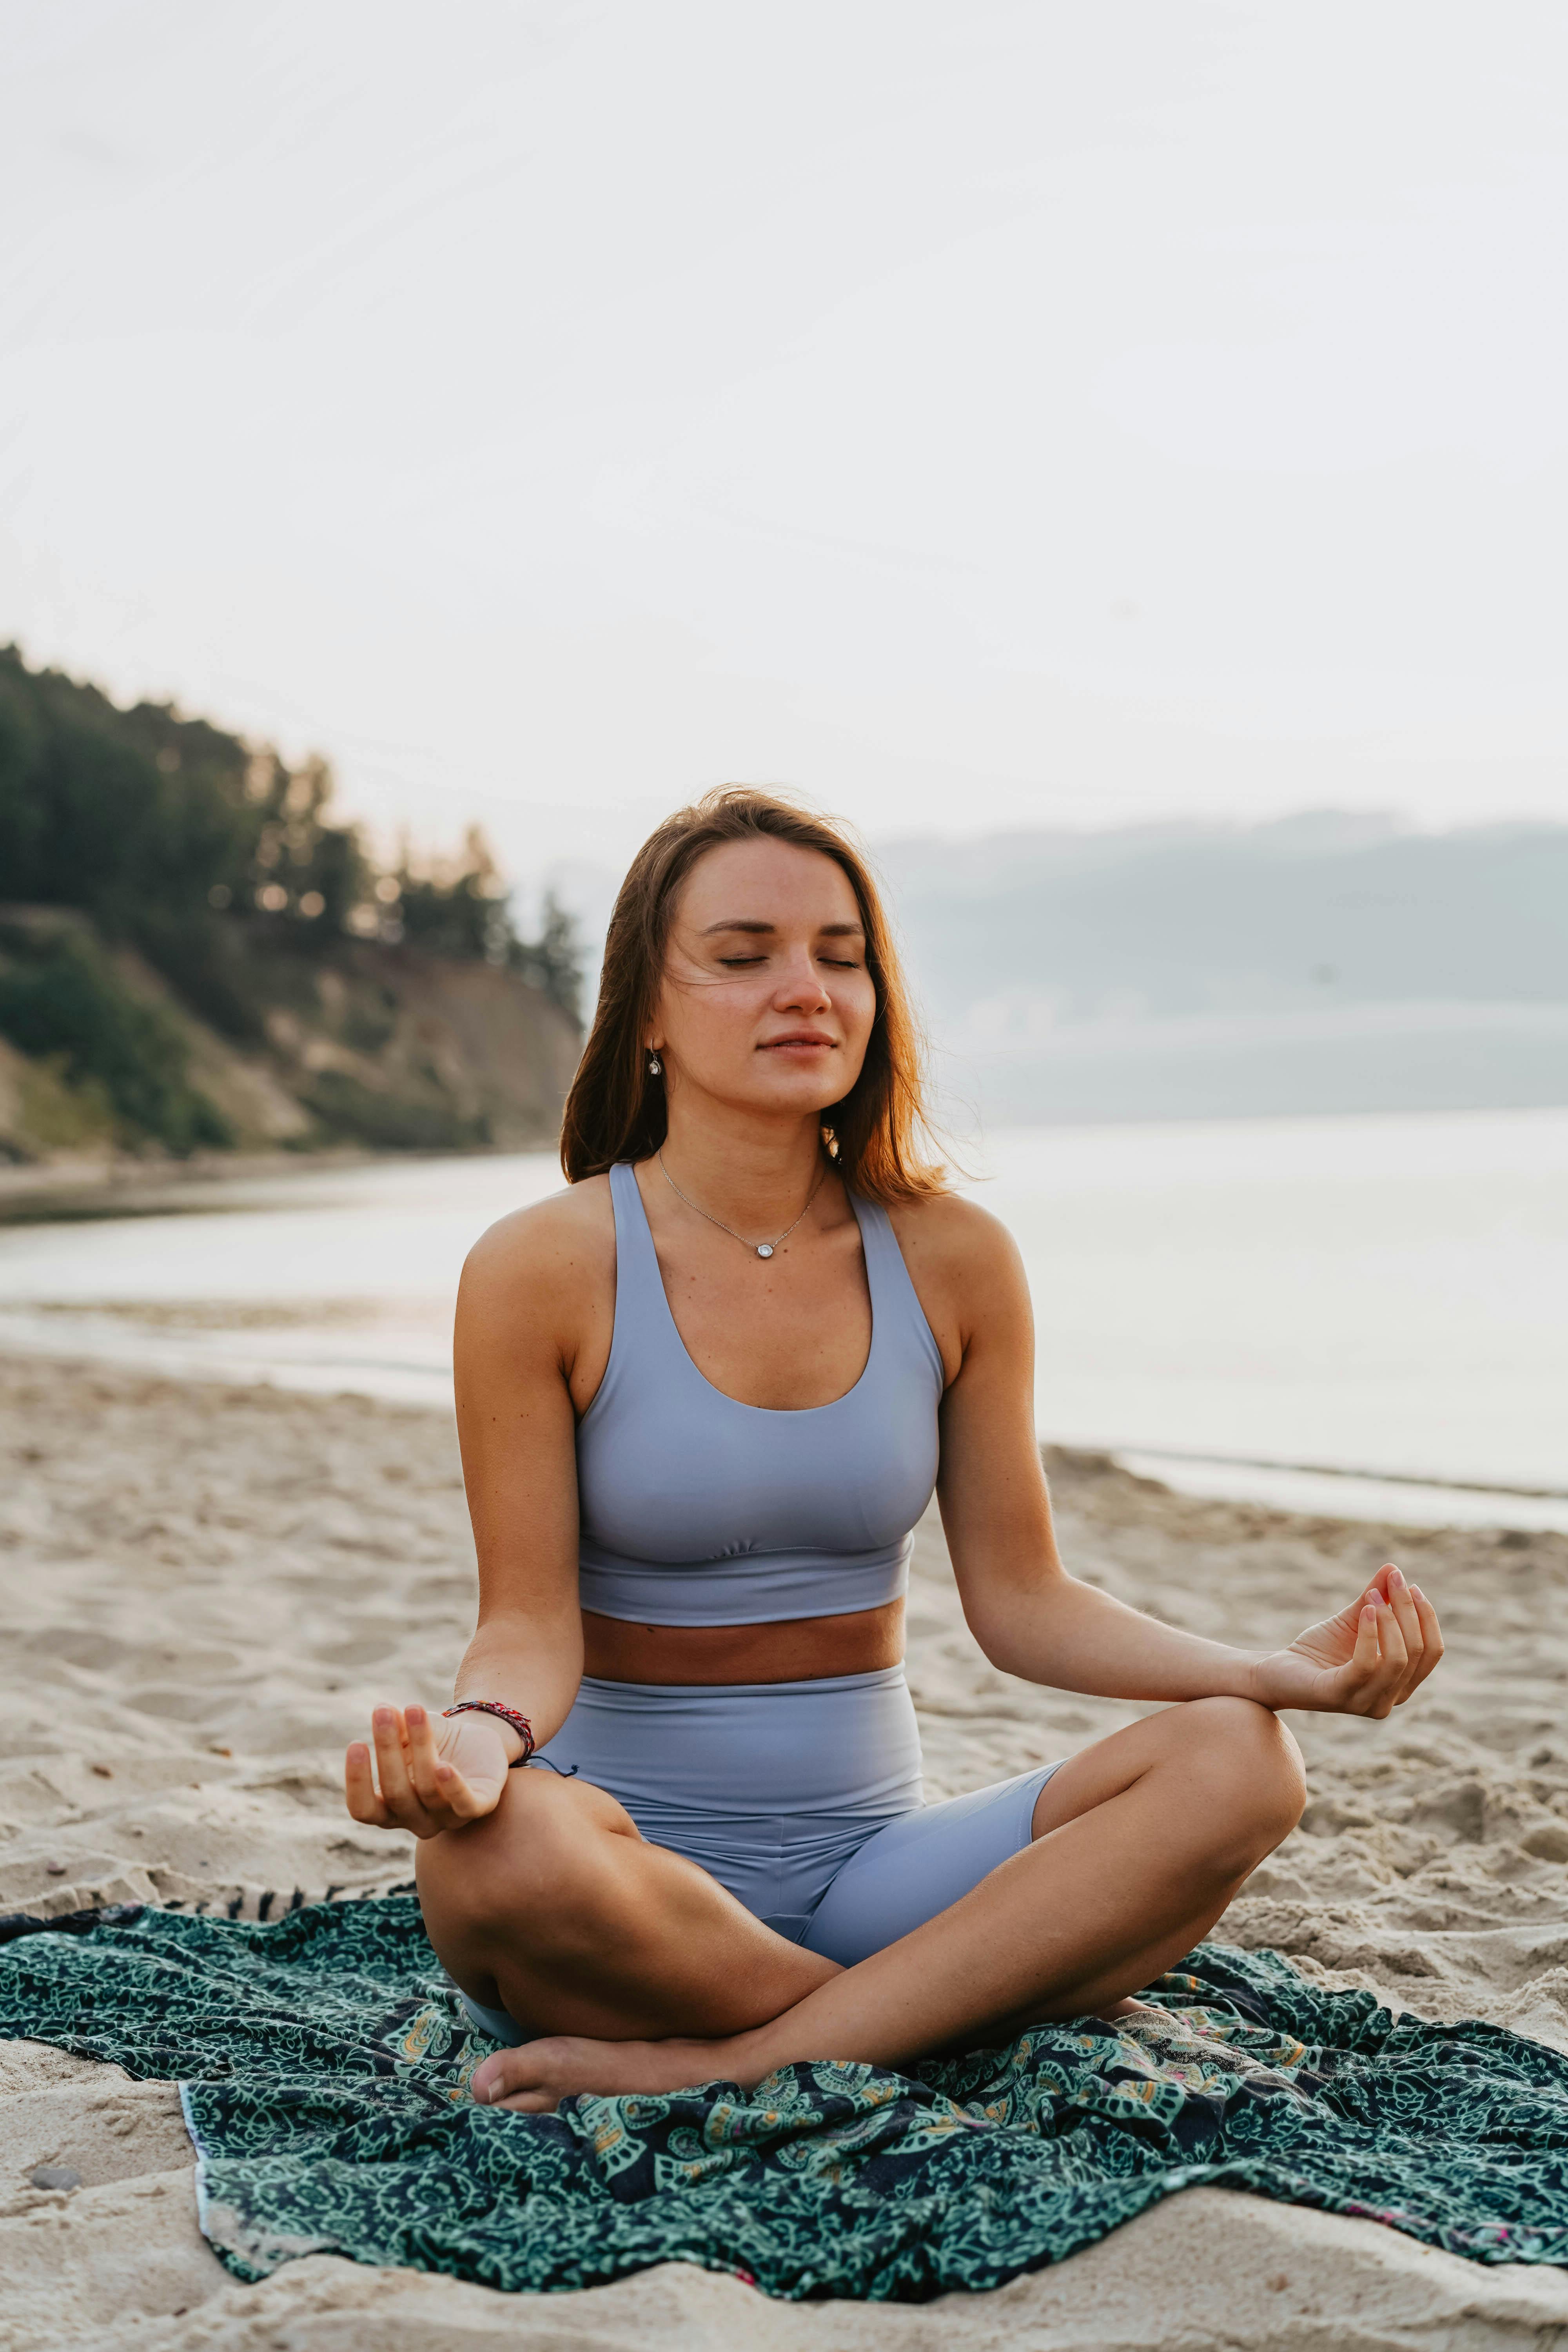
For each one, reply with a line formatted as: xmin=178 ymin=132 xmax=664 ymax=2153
xmin=2 ymin=1894 xmax=1566 ymax=2299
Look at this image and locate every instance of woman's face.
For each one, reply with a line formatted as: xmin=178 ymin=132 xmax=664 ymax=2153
xmin=651 ymin=838 xmax=877 ymax=1123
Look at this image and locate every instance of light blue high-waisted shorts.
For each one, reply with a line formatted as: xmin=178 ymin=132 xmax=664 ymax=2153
xmin=456 ymin=1665 xmax=1062 ymax=2045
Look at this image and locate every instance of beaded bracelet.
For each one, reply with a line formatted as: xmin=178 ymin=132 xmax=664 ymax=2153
xmin=441 ymin=1699 xmax=535 ymax=1766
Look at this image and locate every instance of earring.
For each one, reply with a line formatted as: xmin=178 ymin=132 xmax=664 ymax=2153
xmin=647 ymin=1053 xmax=662 ymax=1077
xmin=820 ymin=1124 xmax=840 ymax=1160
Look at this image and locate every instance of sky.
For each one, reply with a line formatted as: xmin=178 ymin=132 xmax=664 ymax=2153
xmin=4 ymin=0 xmax=1568 ymax=891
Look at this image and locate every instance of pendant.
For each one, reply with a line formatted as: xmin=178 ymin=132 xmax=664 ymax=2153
xmin=756 ymin=1242 xmax=775 ymax=1259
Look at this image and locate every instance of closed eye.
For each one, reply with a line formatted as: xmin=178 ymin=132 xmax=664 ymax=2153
xmin=717 ymin=952 xmax=860 ymax=970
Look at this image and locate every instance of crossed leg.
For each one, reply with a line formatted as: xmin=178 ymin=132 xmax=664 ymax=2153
xmin=417 ymin=1768 xmax=842 ymax=2042
xmin=416 ymin=1693 xmax=1305 ymax=2112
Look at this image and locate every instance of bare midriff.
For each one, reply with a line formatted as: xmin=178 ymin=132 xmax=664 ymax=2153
xmin=581 ymin=1598 xmax=905 ymax=1685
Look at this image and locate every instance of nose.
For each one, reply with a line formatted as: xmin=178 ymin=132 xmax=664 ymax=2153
xmin=772 ymin=946 xmax=831 ymax=1013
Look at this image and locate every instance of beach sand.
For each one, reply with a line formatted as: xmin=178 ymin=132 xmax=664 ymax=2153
xmin=4 ymin=1354 xmax=1568 ymax=2347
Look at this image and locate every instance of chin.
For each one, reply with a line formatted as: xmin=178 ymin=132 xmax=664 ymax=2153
xmin=739 ymin=1074 xmax=842 ymax=1117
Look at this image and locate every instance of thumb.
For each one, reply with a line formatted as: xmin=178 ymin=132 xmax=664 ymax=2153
xmin=436 ymin=1762 xmax=505 ymax=1820
xmin=1329 ymin=1583 xmax=1378 ymax=1633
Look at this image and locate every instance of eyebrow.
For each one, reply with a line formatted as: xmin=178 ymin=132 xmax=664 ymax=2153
xmin=701 ymin=917 xmax=865 ymax=937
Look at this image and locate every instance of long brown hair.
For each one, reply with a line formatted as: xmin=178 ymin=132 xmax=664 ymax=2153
xmin=560 ymin=788 xmax=947 ymax=1206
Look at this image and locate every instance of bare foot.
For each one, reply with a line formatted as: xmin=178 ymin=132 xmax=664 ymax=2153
xmin=472 ymin=2005 xmax=1174 ymax=2111
xmin=471 ymin=2031 xmax=754 ymax=2112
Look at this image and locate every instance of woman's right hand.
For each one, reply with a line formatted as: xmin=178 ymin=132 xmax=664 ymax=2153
xmin=345 ymin=1703 xmax=512 ymax=1838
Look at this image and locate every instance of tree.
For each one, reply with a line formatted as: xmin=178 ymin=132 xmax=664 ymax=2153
xmin=512 ymin=887 xmax=584 ymax=1020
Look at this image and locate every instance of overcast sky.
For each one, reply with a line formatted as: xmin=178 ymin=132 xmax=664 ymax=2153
xmin=4 ymin=0 xmax=1568 ymax=886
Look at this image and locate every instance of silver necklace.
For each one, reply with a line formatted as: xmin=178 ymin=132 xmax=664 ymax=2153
xmin=657 ymin=1150 xmax=826 ymax=1260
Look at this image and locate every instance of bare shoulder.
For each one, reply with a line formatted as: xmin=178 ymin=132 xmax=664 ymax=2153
xmin=884 ymin=1189 xmax=1028 ymax=1375
xmin=459 ymin=1176 xmax=615 ymax=1336
xmin=886 ymin=1188 xmax=1023 ymax=1285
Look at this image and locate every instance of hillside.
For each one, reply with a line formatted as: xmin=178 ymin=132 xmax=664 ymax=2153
xmin=0 ymin=646 xmax=583 ymax=1165
xmin=0 ymin=906 xmax=582 ymax=1166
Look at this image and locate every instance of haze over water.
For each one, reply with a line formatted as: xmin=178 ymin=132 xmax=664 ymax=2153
xmin=2 ymin=1105 xmax=1564 ymax=1531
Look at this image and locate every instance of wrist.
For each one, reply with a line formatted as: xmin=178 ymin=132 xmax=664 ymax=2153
xmin=445 ymin=1699 xmax=531 ymax=1764
xmin=1232 ymin=1651 xmax=1270 ymax=1704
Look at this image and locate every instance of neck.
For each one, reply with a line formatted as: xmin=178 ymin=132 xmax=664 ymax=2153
xmin=658 ymin=1103 xmax=828 ymax=1228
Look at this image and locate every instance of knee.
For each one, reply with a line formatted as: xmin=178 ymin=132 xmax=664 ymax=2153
xmin=417 ymin=1775 xmax=635 ymax=1960
xmin=1173 ymin=1697 xmax=1306 ymax=1858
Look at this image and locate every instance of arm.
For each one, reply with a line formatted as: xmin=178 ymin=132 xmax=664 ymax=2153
xmin=344 ymin=1187 xmax=608 ymax=1836
xmin=930 ymin=1205 xmax=1443 ymax=1717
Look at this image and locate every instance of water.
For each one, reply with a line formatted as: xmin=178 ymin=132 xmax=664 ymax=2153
xmin=982 ymin=1109 xmax=1568 ymax=1509
xmin=2 ymin=1106 xmax=1565 ymax=1529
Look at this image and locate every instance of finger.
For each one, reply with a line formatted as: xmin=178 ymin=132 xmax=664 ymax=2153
xmin=1344 ymin=1572 xmax=1394 ymax=1635
xmin=430 ymin=1764 xmax=500 ymax=1823
xmin=372 ymin=1707 xmax=435 ymax=1832
xmin=1347 ymin=1599 xmax=1382 ymax=1688
xmin=1399 ymin=1585 xmax=1445 ymax=1696
xmin=1347 ymin=1600 xmax=1408 ymax=1719
xmin=1327 ymin=1585 xmax=1378 ymax=1639
xmin=345 ymin=1742 xmax=393 ymax=1827
xmin=1367 ymin=1597 xmax=1408 ymax=1707
xmin=403 ymin=1705 xmax=448 ymax=1809
xmin=1383 ymin=1566 xmax=1425 ymax=1690
xmin=405 ymin=1705 xmax=500 ymax=1824
xmin=1323 ymin=1601 xmax=1383 ymax=1713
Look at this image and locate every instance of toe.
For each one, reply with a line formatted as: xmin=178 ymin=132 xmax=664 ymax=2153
xmin=472 ymin=2037 xmax=574 ymax=2112
xmin=472 ymin=2046 xmax=530 ymax=2104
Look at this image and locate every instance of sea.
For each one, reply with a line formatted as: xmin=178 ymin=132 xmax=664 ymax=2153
xmin=2 ymin=1104 xmax=1565 ymax=1534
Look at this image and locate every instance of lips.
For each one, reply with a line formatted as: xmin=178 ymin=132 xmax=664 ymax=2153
xmin=759 ymin=1035 xmax=836 ymax=1051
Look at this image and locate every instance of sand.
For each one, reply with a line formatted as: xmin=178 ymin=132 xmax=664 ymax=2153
xmin=4 ymin=1354 xmax=1568 ymax=2347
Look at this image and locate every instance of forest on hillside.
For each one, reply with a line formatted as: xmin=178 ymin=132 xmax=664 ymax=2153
xmin=0 ymin=646 xmax=583 ymax=1159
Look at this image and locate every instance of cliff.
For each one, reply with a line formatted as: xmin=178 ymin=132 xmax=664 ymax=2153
xmin=0 ymin=905 xmax=581 ymax=1167
xmin=0 ymin=644 xmax=583 ymax=1168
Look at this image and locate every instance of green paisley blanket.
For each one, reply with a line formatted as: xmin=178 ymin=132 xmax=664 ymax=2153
xmin=2 ymin=1894 xmax=1566 ymax=2298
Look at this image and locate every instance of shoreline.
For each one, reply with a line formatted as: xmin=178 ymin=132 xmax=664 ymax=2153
xmin=4 ymin=1104 xmax=1565 ymax=1537
xmin=5 ymin=1352 xmax=1568 ymax=2344
xmin=1112 ymin=1446 xmax=1568 ymax=1537
xmin=0 ymin=1142 xmax=485 ymax=1226
xmin=0 ymin=1306 xmax=1561 ymax=1533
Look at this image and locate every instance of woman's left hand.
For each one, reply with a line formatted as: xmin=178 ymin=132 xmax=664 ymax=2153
xmin=1251 ymin=1563 xmax=1443 ymax=1716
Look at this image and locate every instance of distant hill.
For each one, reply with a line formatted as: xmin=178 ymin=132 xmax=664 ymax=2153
xmin=0 ymin=646 xmax=582 ymax=1163
xmin=876 ymin=815 xmax=1568 ymax=1123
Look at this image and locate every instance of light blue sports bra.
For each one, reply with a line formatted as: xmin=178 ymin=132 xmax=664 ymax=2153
xmin=575 ymin=1161 xmax=945 ymax=1626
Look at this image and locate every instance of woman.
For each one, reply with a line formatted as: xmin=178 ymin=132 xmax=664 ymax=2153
xmin=346 ymin=788 xmax=1443 ymax=2114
